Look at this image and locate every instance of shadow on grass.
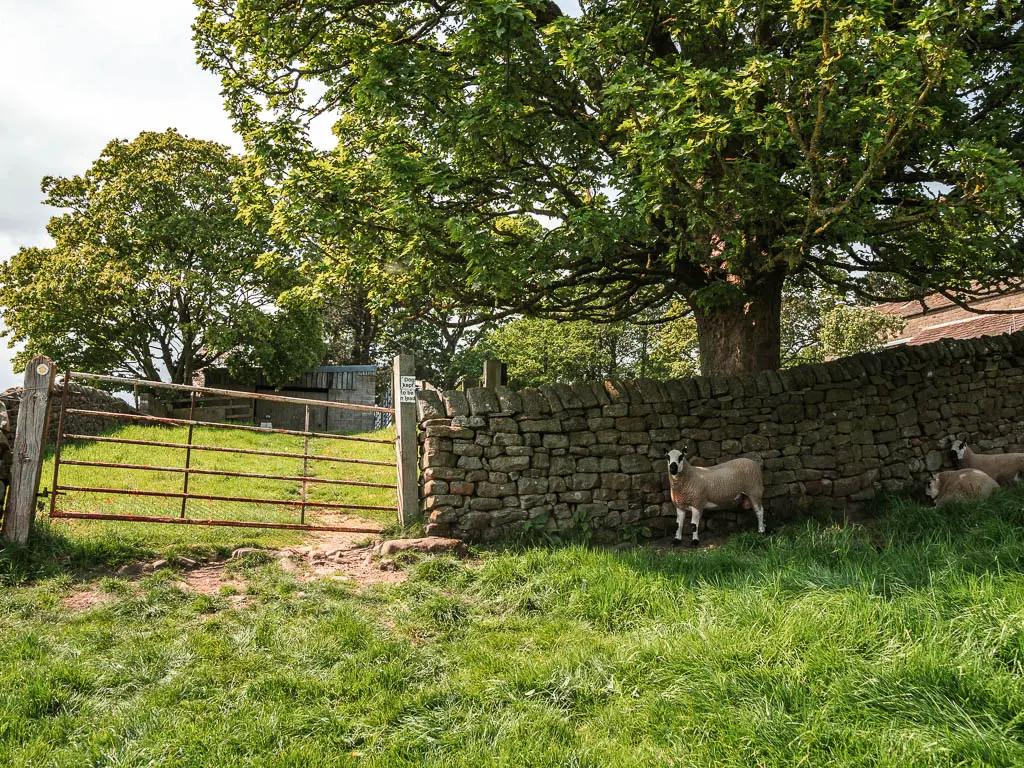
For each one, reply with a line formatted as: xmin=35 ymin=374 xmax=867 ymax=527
xmin=460 ymin=487 xmax=1024 ymax=606
xmin=7 ymin=483 xmax=1024 ymax=600
xmin=0 ymin=519 xmax=157 ymax=586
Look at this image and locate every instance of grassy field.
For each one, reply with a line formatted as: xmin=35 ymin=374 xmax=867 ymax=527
xmin=2 ymin=472 xmax=1024 ymax=765
xmin=39 ymin=423 xmax=399 ymax=554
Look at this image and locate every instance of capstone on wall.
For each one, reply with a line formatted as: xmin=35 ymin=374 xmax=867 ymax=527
xmin=415 ymin=332 xmax=1024 ymax=541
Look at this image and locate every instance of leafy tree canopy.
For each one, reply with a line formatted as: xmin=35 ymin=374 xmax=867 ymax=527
xmin=195 ymin=0 xmax=1024 ymax=376
xmin=0 ymin=129 xmax=322 ymax=385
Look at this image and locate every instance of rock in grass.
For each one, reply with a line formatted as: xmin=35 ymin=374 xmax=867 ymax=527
xmin=231 ymin=547 xmax=264 ymax=560
xmin=379 ymin=537 xmax=468 ymax=557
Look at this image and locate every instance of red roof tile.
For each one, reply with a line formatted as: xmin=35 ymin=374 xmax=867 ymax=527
xmin=874 ymin=284 xmax=1024 ymax=319
xmin=906 ymin=312 xmax=1024 ymax=345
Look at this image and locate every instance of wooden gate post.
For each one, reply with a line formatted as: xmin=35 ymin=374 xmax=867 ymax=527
xmin=483 ymin=359 xmax=506 ymax=389
xmin=2 ymin=356 xmax=56 ymax=544
xmin=392 ymin=353 xmax=420 ymax=527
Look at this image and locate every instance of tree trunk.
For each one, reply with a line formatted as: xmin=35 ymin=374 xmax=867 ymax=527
xmin=691 ymin=269 xmax=785 ymax=377
xmin=349 ymin=297 xmax=375 ymax=365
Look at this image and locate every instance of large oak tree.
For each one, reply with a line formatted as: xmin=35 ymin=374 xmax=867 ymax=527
xmin=0 ymin=129 xmax=323 ymax=384
xmin=195 ymin=0 xmax=1024 ymax=375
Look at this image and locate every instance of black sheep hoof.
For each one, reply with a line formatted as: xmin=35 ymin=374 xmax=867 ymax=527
xmin=690 ymin=539 xmax=699 ymax=547
xmin=672 ymin=538 xmax=682 ymax=547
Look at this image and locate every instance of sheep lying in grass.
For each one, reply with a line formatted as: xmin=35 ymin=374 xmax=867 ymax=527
xmin=926 ymin=468 xmax=999 ymax=507
xmin=950 ymin=438 xmax=1024 ymax=486
xmin=666 ymin=447 xmax=765 ymax=546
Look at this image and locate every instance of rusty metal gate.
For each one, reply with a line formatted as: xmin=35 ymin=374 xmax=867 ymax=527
xmin=47 ymin=372 xmax=397 ymax=534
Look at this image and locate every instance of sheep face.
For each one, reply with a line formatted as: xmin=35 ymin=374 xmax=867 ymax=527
xmin=950 ymin=439 xmax=967 ymax=462
xmin=666 ymin=448 xmax=685 ymax=477
xmin=925 ymin=475 xmax=940 ymax=499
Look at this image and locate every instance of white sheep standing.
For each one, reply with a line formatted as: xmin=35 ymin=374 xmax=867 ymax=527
xmin=950 ymin=438 xmax=1024 ymax=486
xmin=666 ymin=447 xmax=766 ymax=546
xmin=925 ymin=468 xmax=999 ymax=507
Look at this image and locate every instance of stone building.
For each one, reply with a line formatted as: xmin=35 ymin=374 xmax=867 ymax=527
xmin=199 ymin=365 xmax=380 ymax=433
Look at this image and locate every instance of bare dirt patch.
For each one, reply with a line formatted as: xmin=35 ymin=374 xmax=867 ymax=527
xmin=274 ymin=541 xmax=407 ymax=588
xmin=178 ymin=563 xmax=247 ymax=596
xmin=62 ymin=587 xmax=113 ymax=612
xmin=103 ymin=520 xmax=409 ymax=600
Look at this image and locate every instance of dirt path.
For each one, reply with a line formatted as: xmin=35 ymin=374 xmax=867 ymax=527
xmin=60 ymin=515 xmax=405 ymax=611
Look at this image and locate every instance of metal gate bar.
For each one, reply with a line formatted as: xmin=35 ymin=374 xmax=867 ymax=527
xmin=72 ymin=371 xmax=394 ymax=413
xmin=301 ymin=405 xmax=310 ymax=524
xmin=56 ymin=485 xmax=396 ymax=511
xmin=57 ymin=460 xmax=397 ymax=489
xmin=181 ymin=392 xmax=196 ymax=518
xmin=52 ymin=511 xmax=382 ymax=533
xmin=65 ymin=408 xmax=393 ymax=445
xmin=62 ymin=434 xmax=392 ymax=465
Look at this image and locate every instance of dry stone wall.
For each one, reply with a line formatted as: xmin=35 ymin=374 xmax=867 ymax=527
xmin=415 ymin=332 xmax=1024 ymax=541
xmin=0 ymin=382 xmax=136 ymax=444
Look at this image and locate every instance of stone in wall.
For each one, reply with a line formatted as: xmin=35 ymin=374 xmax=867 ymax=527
xmin=417 ymin=332 xmax=1024 ymax=542
xmin=0 ymin=401 xmax=12 ymax=506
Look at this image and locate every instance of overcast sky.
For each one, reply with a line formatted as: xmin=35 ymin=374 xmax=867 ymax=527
xmin=0 ymin=0 xmax=240 ymax=389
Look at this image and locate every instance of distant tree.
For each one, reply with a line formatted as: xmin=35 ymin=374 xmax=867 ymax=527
xmin=817 ymin=306 xmax=904 ymax=362
xmin=780 ymin=275 xmax=905 ymax=365
xmin=0 ymin=130 xmax=322 ymax=385
xmin=375 ymin=308 xmax=492 ymax=389
xmin=416 ymin=278 xmax=901 ymax=389
xmin=458 ymin=315 xmax=664 ymax=388
xmin=646 ymin=306 xmax=703 ymax=380
xmin=320 ymin=282 xmax=380 ymax=366
xmin=196 ymin=0 xmax=1024 ymax=377
xmin=612 ymin=279 xmax=905 ymax=381
xmin=481 ymin=318 xmax=611 ymax=387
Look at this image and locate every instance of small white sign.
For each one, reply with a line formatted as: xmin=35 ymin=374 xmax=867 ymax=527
xmin=400 ymin=375 xmax=417 ymax=403
xmin=35 ymin=363 xmax=49 ymax=376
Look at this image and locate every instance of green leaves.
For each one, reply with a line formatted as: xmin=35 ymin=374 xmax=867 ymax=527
xmin=0 ymin=130 xmax=323 ymax=385
xmin=817 ymin=305 xmax=904 ymax=362
xmin=194 ymin=0 xmax=1024 ymax=374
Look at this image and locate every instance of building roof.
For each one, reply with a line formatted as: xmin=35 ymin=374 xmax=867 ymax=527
xmin=874 ymin=295 xmax=956 ymax=318
xmin=876 ymin=285 xmax=1024 ymax=346
xmin=905 ymin=312 xmax=1024 ymax=346
xmin=874 ymin=285 xmax=1011 ymax=319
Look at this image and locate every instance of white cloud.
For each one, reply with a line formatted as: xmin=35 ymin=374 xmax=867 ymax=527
xmin=0 ymin=0 xmax=240 ymax=389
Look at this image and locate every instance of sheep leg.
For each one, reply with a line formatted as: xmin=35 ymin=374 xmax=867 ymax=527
xmin=690 ymin=506 xmax=702 ymax=546
xmin=754 ymin=502 xmax=766 ymax=534
xmin=673 ymin=506 xmax=687 ymax=546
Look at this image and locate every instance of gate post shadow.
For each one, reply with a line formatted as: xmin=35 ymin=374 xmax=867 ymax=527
xmin=393 ymin=353 xmax=420 ymax=528
xmin=1 ymin=355 xmax=55 ymax=545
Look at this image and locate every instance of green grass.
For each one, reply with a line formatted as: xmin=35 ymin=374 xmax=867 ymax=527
xmin=2 ymin=485 xmax=1024 ymax=765
xmin=37 ymin=423 xmax=398 ymax=555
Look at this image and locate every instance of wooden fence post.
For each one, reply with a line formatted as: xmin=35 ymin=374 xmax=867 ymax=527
xmin=2 ymin=356 xmax=55 ymax=544
xmin=483 ymin=359 xmax=505 ymax=389
xmin=392 ymin=353 xmax=420 ymax=527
